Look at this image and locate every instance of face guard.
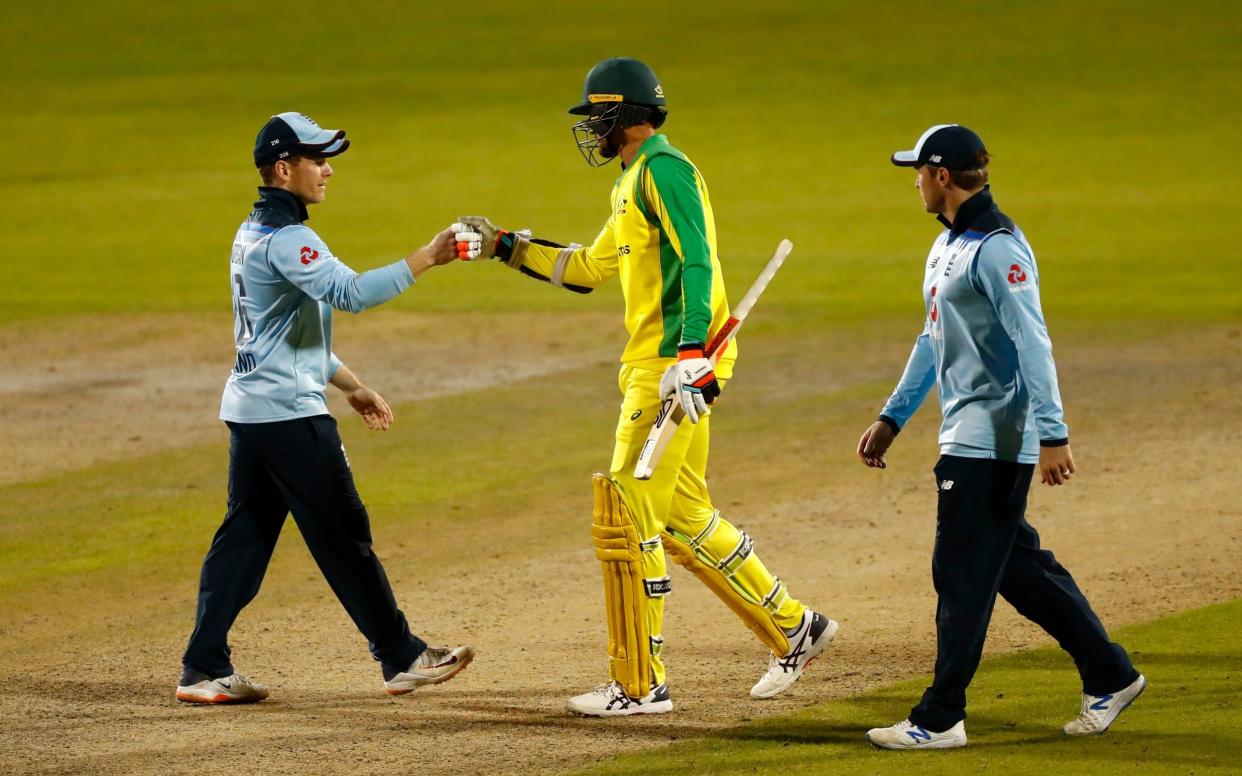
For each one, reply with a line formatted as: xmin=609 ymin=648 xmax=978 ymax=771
xmin=572 ymin=103 xmax=657 ymax=167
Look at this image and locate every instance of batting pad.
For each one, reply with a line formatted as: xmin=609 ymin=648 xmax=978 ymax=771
xmin=591 ymin=474 xmax=656 ymax=698
xmin=663 ymin=512 xmax=792 ymax=656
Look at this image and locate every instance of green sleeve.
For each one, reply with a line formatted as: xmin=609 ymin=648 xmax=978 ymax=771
xmin=645 ymin=154 xmax=712 ymax=345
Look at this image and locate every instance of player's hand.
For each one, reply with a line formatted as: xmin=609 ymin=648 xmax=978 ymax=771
xmin=664 ymin=343 xmax=720 ymax=424
xmin=857 ymin=420 xmax=895 ymax=468
xmin=1039 ymin=444 xmax=1076 ymax=486
xmin=346 ymin=386 xmax=394 ymax=431
xmin=406 ymin=228 xmax=459 ymax=278
xmin=455 ymin=215 xmax=502 ymax=260
xmin=423 ymin=227 xmax=458 ymax=265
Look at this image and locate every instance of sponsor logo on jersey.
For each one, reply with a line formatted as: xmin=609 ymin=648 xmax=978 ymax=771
xmin=300 ymin=246 xmax=320 ymax=265
xmin=939 ymin=479 xmax=954 ymax=491
xmin=631 ymin=409 xmax=643 ymax=421
xmin=929 ymin=286 xmax=938 ymax=322
xmin=1007 ymin=263 xmax=1028 ymax=284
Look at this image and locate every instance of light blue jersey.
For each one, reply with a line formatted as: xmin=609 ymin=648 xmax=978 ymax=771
xmin=220 ymin=188 xmax=414 ymax=423
xmin=880 ymin=190 xmax=1068 ymax=464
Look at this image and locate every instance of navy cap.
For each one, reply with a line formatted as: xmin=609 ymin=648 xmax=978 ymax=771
xmin=253 ymin=112 xmax=350 ymax=168
xmin=891 ymin=124 xmax=987 ymax=170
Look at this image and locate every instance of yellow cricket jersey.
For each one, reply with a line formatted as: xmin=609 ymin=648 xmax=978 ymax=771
xmin=517 ymin=134 xmax=737 ymax=378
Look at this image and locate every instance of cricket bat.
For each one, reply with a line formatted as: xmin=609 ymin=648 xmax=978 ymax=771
xmin=633 ymin=238 xmax=793 ymax=480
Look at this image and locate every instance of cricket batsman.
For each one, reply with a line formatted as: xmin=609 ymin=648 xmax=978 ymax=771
xmin=454 ymin=58 xmax=835 ymax=716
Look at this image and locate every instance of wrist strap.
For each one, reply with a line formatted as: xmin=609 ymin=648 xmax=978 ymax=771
xmin=495 ymin=231 xmax=531 ymax=269
xmin=678 ymin=342 xmax=705 ymax=360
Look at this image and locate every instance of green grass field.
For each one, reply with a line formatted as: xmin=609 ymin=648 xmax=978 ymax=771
xmin=2 ymin=1 xmax=1240 ymax=773
xmin=3 ymin=0 xmax=1239 ymax=327
xmin=580 ymin=599 xmax=1242 ymax=775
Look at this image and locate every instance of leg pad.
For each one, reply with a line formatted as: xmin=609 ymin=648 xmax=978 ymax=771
xmin=591 ymin=474 xmax=653 ymax=698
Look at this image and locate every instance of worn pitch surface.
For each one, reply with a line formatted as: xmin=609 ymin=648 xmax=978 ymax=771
xmin=1 ymin=316 xmax=1239 ymax=775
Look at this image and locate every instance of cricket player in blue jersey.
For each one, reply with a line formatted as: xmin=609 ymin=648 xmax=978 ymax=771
xmin=176 ymin=112 xmax=473 ymax=704
xmin=858 ymin=125 xmax=1145 ymax=749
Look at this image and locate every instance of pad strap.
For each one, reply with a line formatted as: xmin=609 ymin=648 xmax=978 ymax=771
xmin=663 ymin=513 xmax=791 ymax=655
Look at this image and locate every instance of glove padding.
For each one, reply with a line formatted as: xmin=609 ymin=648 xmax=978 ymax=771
xmin=660 ymin=343 xmax=720 ymax=424
xmin=451 ymin=224 xmax=483 ymax=260
xmin=451 ymin=217 xmax=495 ymax=261
xmin=457 ymin=213 xmax=504 ymax=261
xmin=454 ymin=215 xmax=534 ymax=268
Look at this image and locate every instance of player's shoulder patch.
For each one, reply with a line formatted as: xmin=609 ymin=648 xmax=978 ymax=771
xmin=266 ymin=224 xmax=329 ymax=271
xmin=967 ymin=222 xmax=1034 ymax=295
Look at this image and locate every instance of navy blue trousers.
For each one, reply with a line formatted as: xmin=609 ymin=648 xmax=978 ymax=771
xmin=182 ymin=415 xmax=425 ymax=679
xmin=908 ymin=455 xmax=1138 ymax=732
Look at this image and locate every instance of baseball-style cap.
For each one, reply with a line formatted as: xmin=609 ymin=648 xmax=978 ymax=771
xmin=253 ymin=112 xmax=350 ymax=168
xmin=891 ymin=124 xmax=987 ymax=170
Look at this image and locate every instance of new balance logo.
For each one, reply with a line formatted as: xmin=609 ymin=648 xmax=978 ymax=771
xmin=939 ymin=480 xmax=954 ymax=491
xmin=1089 ymin=694 xmax=1113 ymax=711
xmin=907 ymin=727 xmax=933 ymax=742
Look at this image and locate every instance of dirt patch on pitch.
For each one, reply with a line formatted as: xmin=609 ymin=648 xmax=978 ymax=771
xmin=1 ymin=321 xmax=1240 ymax=775
xmin=0 ymin=311 xmax=621 ymax=486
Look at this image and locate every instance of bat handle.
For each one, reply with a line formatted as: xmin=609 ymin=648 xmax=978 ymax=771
xmin=634 ymin=398 xmax=684 ymax=480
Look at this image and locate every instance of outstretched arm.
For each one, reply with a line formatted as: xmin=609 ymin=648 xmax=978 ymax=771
xmin=270 ymin=225 xmax=458 ymax=313
xmin=454 ymin=215 xmax=619 ymax=292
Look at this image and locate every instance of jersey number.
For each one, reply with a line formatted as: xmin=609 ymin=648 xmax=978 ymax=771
xmin=232 ymin=273 xmax=257 ymax=373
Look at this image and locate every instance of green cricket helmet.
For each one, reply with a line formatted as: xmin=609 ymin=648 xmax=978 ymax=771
xmin=570 ymin=57 xmax=668 ymax=166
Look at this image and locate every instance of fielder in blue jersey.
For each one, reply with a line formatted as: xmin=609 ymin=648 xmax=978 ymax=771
xmin=176 ymin=112 xmax=474 ymax=704
xmin=858 ymin=125 xmax=1145 ymax=750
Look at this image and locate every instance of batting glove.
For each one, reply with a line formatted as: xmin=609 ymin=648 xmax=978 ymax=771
xmin=451 ymin=220 xmax=488 ymax=261
xmin=663 ymin=342 xmax=720 ymax=424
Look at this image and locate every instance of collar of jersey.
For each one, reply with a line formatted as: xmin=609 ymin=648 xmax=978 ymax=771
xmin=937 ymin=186 xmax=993 ymax=235
xmin=620 ymin=133 xmax=669 ymax=171
xmin=254 ymin=186 xmax=309 ymax=225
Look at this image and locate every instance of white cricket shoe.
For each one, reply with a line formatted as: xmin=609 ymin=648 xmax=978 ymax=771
xmin=866 ymin=719 xmax=967 ymax=750
xmin=1064 ymin=674 xmax=1146 ymax=736
xmin=566 ymin=681 xmax=673 ymax=717
xmin=383 ymin=645 xmax=475 ymax=695
xmin=750 ymin=610 xmax=838 ymax=699
xmin=176 ymin=670 xmax=269 ymax=704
